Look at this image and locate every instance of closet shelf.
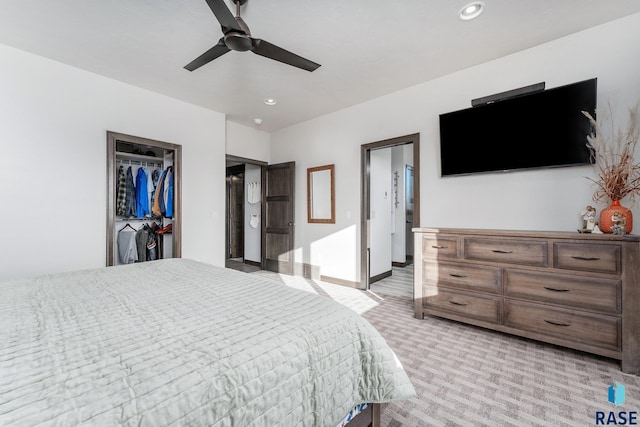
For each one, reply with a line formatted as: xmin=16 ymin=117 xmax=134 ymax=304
xmin=116 ymin=151 xmax=164 ymax=163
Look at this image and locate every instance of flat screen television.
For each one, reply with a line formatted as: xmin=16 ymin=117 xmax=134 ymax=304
xmin=439 ymin=78 xmax=597 ymax=177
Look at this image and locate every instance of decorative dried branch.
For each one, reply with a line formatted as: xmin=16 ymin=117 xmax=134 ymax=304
xmin=582 ymin=101 xmax=640 ymax=205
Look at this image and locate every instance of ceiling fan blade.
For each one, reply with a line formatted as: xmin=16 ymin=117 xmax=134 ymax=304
xmin=184 ymin=38 xmax=230 ymax=71
xmin=251 ymin=39 xmax=321 ymax=72
xmin=205 ymin=0 xmax=244 ymax=33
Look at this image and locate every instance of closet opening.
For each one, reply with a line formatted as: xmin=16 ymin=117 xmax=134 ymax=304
xmin=106 ymin=131 xmax=182 ymax=266
xmin=360 ymin=133 xmax=420 ymax=292
xmin=225 ymin=155 xmax=266 ymax=273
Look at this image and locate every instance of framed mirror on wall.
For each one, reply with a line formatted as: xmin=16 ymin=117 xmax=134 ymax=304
xmin=307 ymin=164 xmax=335 ymax=224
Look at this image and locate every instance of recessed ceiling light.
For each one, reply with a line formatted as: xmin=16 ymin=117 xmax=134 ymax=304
xmin=264 ymin=98 xmax=277 ymax=106
xmin=459 ymin=1 xmax=484 ymax=20
xmin=254 ymin=118 xmax=263 ymax=125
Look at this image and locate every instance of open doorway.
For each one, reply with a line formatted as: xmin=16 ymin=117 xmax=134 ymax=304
xmin=225 ymin=156 xmax=296 ymax=275
xmin=225 ymin=155 xmax=266 ymax=273
xmin=360 ymin=134 xmax=420 ymax=291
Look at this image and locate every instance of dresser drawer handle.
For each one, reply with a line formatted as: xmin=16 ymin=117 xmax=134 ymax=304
xmin=432 ymin=245 xmax=448 ymax=249
xmin=449 ymin=300 xmax=468 ymax=306
xmin=449 ymin=273 xmax=468 ymax=278
xmin=543 ymin=286 xmax=570 ymax=292
xmin=492 ymin=249 xmax=513 ymax=254
xmin=571 ymin=255 xmax=601 ymax=261
xmin=544 ymin=319 xmax=570 ymax=327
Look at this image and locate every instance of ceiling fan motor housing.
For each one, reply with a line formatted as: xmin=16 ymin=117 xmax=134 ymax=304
xmin=224 ymin=32 xmax=252 ymax=51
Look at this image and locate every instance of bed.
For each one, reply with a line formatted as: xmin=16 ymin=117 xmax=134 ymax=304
xmin=0 ymin=258 xmax=415 ymax=426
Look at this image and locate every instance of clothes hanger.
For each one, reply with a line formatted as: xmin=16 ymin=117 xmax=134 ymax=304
xmin=119 ymin=223 xmax=136 ymax=232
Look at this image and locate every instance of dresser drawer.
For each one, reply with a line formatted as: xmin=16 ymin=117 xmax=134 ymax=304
xmin=553 ymin=242 xmax=621 ymax=274
xmin=421 ymin=235 xmax=459 ymax=259
xmin=423 ymin=260 xmax=501 ymax=293
xmin=504 ymin=269 xmax=621 ymax=314
xmin=423 ymin=286 xmax=500 ymax=324
xmin=505 ymin=300 xmax=620 ymax=351
xmin=464 ymin=237 xmax=547 ymax=267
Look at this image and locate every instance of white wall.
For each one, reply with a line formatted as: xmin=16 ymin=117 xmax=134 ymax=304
xmin=226 ymin=121 xmax=270 ymax=163
xmin=0 ymin=43 xmax=226 ymax=280
xmin=369 ymin=148 xmax=392 ymax=277
xmin=270 ymin=13 xmax=640 ymax=284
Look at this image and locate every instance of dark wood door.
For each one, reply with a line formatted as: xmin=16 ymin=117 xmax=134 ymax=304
xmin=262 ymin=162 xmax=295 ymax=274
xmin=228 ymin=173 xmax=244 ymax=259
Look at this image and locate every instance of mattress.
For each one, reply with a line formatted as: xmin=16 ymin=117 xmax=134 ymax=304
xmin=0 ymin=258 xmax=415 ymax=426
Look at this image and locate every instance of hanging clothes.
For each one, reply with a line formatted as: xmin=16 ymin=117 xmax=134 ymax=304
xmin=163 ymin=167 xmax=173 ymax=218
xmin=166 ymin=170 xmax=174 ymax=218
xmin=152 ymin=168 xmax=166 ymax=217
xmin=159 ymin=167 xmax=171 ymax=216
xmin=150 ymin=169 xmax=160 ymax=206
xmin=146 ymin=224 xmax=159 ymax=261
xmin=145 ymin=167 xmax=154 ymax=217
xmin=135 ymin=225 xmax=149 ymax=262
xmin=135 ymin=168 xmax=149 ymax=218
xmin=117 ymin=227 xmax=138 ymax=264
xmin=247 ymin=182 xmax=261 ymax=204
xmin=124 ymin=166 xmax=137 ymax=217
xmin=116 ymin=166 xmax=127 ymax=216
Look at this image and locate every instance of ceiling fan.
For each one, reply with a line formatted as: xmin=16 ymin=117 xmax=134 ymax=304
xmin=184 ymin=0 xmax=321 ymax=72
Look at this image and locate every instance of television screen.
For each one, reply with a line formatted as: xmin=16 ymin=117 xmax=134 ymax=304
xmin=439 ymin=78 xmax=597 ymax=176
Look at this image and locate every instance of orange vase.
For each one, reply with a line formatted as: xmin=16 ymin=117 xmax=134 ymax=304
xmin=599 ymin=200 xmax=633 ymax=234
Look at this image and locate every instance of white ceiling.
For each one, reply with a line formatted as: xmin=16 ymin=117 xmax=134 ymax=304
xmin=1 ymin=1 xmax=639 ymax=132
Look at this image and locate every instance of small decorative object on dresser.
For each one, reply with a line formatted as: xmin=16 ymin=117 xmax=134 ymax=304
xmin=600 ymin=200 xmax=632 ymax=234
xmin=413 ymin=228 xmax=640 ymax=374
xmin=579 ymin=205 xmax=597 ymax=232
xmin=583 ymin=102 xmax=639 ymax=234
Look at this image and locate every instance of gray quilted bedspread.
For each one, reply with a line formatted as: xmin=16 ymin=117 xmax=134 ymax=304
xmin=0 ymin=259 xmax=415 ymax=426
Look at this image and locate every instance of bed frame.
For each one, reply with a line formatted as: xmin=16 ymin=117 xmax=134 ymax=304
xmin=348 ymin=403 xmax=380 ymax=427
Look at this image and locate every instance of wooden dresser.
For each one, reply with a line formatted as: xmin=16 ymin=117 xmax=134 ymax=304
xmin=413 ymin=228 xmax=640 ymax=374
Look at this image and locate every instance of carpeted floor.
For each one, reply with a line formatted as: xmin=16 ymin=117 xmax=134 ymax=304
xmin=250 ymin=269 xmax=640 ymax=426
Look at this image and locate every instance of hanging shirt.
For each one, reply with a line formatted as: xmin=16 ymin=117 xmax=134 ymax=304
xmin=117 ymin=228 xmax=138 ymax=264
xmin=248 ymin=182 xmax=261 ymax=204
xmin=135 ymin=225 xmax=149 ymax=262
xmin=162 ymin=167 xmax=173 ymax=217
xmin=135 ymin=168 xmax=149 ymax=218
xmin=146 ymin=228 xmax=158 ymax=261
xmin=116 ymin=166 xmax=127 ymax=216
xmin=124 ymin=166 xmax=137 ymax=217
xmin=166 ymin=169 xmax=174 ymax=218
xmin=145 ymin=168 xmax=154 ymax=216
xmin=152 ymin=169 xmax=166 ymax=217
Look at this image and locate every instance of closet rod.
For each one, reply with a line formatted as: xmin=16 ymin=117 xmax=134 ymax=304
xmin=115 ymin=217 xmax=162 ymax=222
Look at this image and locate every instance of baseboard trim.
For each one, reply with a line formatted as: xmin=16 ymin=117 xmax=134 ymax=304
xmin=294 ymin=262 xmax=321 ymax=280
xmin=392 ymin=255 xmax=414 ymax=268
xmin=369 ymin=270 xmax=392 ymax=284
xmin=320 ymin=275 xmax=360 ymax=289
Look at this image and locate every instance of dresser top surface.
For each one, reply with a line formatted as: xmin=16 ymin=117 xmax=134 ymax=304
xmin=412 ymin=227 xmax=640 ymax=242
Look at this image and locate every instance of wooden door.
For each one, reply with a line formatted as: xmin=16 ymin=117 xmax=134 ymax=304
xmin=262 ymin=162 xmax=295 ymax=274
xmin=228 ymin=172 xmax=244 ymax=259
